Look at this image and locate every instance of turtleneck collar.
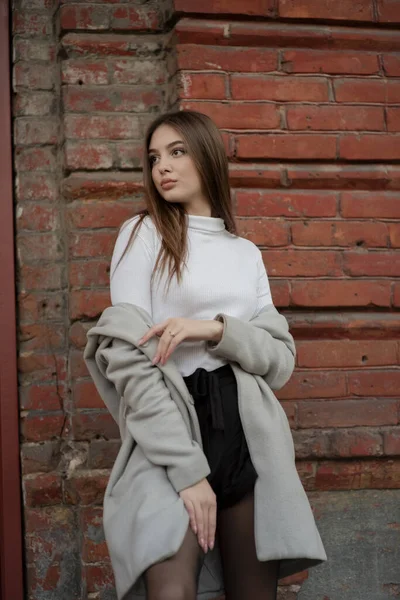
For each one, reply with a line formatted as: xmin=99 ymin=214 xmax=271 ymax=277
xmin=187 ymin=214 xmax=225 ymax=233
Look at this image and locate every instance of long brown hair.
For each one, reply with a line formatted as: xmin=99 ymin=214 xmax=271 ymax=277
xmin=112 ymin=109 xmax=238 ymax=294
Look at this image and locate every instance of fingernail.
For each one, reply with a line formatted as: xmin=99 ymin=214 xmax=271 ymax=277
xmin=209 ymin=541 xmax=214 ymax=551
xmin=152 ymin=357 xmax=158 ymax=364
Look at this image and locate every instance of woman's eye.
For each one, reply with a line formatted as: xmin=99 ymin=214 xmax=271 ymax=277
xmin=149 ymin=156 xmax=158 ymax=166
xmin=172 ymin=148 xmax=185 ymax=157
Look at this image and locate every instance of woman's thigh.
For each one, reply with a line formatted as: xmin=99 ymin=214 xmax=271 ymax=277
xmin=144 ymin=526 xmax=203 ymax=600
xmin=217 ymin=492 xmax=279 ymax=600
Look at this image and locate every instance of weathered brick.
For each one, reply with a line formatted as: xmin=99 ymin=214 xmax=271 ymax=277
xmin=262 ymin=249 xmax=341 ymax=277
xmin=297 ymin=340 xmax=398 ymax=368
xmin=73 ymin=380 xmax=104 ymax=409
xmin=16 ymin=173 xmax=58 ymax=202
xmin=343 ymin=251 xmax=400 ymax=277
xmin=341 ymin=191 xmax=400 ymax=218
xmin=334 ymin=78 xmax=386 ymax=102
xmin=62 ymin=60 xmax=109 ymax=85
xmin=178 ymin=72 xmax=227 ymax=100
xmin=387 ymin=107 xmax=400 ymax=132
xmin=24 ymin=473 xmax=63 ymax=506
xmin=19 ymin=322 xmax=65 ymax=353
xmin=277 ymin=371 xmax=347 ymax=400
xmin=278 ymin=0 xmax=374 ymax=21
xmin=69 ymin=231 xmax=115 ymax=258
xmin=236 ymin=133 xmax=337 ymax=160
xmin=14 ymin=39 xmax=56 ymax=62
xmin=298 ymin=399 xmax=398 ymax=429
xmin=18 ymin=291 xmax=65 ymax=323
xmin=62 ymin=32 xmax=163 ymax=58
xmin=181 ymin=101 xmax=280 ymax=130
xmin=231 ymin=74 xmax=329 ymax=101
xmin=377 ymin=0 xmax=400 ymax=22
xmin=65 ymin=114 xmax=142 ymax=140
xmin=389 ymin=223 xmax=400 ymax=247
xmin=20 ymin=383 xmax=63 ymax=411
xmin=14 ymin=117 xmax=58 ymax=145
xmin=348 ymin=371 xmax=400 ymax=397
xmin=383 ymin=54 xmax=400 ymax=77
xmin=65 ymin=141 xmax=114 ymax=170
xmin=80 ymin=506 xmax=110 ymax=562
xmin=270 ymin=280 xmax=291 ymax=307
xmin=329 ymin=430 xmax=383 ymax=458
xmin=340 ymin=134 xmax=400 ymax=160
xmin=88 ymin=440 xmax=121 ymax=470
xmin=69 ymin=260 xmax=110 ymax=288
xmin=86 ymin=562 xmax=115 ymax=594
xmin=236 ymin=190 xmax=338 ymax=217
xmin=18 ymin=263 xmax=64 ymax=291
xmin=286 ymin=105 xmax=384 ymax=131
xmin=291 ymin=221 xmax=389 ymax=247
xmin=64 ymin=470 xmax=109 ymax=505
xmin=291 ymin=280 xmax=391 ymax=307
xmin=315 ymin=459 xmax=400 ymax=490
xmin=21 ymin=412 xmax=65 ymax=442
xmin=15 ymin=146 xmax=56 ymax=172
xmin=69 ymin=289 xmax=111 ymax=320
xmin=114 ymin=141 xmax=143 ymax=169
xmin=282 ymin=50 xmax=379 ymax=74
xmin=111 ymin=59 xmax=166 ymax=85
xmin=60 ymin=5 xmax=110 ymax=30
xmin=14 ymin=91 xmax=55 ymax=116
xmin=384 ymin=429 xmax=400 ymax=455
xmin=63 ymin=86 xmax=162 ymax=112
xmin=69 ymin=349 xmax=90 ymax=379
xmin=110 ymin=6 xmax=161 ymax=31
xmin=17 ymin=203 xmax=59 ymax=231
xmin=18 ymin=233 xmax=63 ymax=262
xmin=236 ymin=218 xmax=289 ymax=246
xmin=175 ymin=0 xmax=276 ymax=16
xmin=69 ymin=321 xmax=91 ymax=350
xmin=177 ymin=45 xmax=278 ymax=72
xmin=71 ymin=411 xmax=119 ymax=441
xmin=13 ymin=11 xmax=52 ymax=35
xmin=21 ymin=441 xmax=61 ymax=475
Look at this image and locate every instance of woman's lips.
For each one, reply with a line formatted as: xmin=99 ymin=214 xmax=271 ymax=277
xmin=161 ymin=180 xmax=177 ymax=190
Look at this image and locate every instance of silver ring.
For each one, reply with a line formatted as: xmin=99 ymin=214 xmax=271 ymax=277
xmin=168 ymin=330 xmax=176 ymax=337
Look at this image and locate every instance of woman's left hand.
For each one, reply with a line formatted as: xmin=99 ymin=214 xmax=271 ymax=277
xmin=138 ymin=318 xmax=223 ymax=365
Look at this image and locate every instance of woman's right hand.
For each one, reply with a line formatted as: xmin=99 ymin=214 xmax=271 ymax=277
xmin=179 ymin=478 xmax=217 ymax=553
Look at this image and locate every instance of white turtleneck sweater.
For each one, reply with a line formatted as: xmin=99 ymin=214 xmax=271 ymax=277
xmin=110 ymin=214 xmax=273 ymax=377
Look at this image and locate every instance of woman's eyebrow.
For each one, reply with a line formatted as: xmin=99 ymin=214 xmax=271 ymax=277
xmin=148 ymin=140 xmax=185 ymax=154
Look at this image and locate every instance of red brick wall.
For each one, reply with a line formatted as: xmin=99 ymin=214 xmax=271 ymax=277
xmin=12 ymin=0 xmax=400 ymax=598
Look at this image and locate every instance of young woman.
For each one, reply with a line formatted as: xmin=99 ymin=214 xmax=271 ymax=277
xmin=109 ymin=109 xmax=323 ymax=599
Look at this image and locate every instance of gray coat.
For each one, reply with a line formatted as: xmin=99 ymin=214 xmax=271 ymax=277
xmin=84 ymin=302 xmax=327 ymax=600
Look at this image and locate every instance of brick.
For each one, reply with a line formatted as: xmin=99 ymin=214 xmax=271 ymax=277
xmin=329 ymin=430 xmax=383 ymax=458
xmin=65 ymin=141 xmax=114 ymax=170
xmin=18 ymin=264 xmax=64 ymax=291
xmin=21 ymin=441 xmax=61 ymax=475
xmin=393 ymin=283 xmax=400 ymax=307
xmin=177 ymin=45 xmax=277 ymax=72
xmin=69 ymin=231 xmax=114 ymax=258
xmin=277 ymin=371 xmax=347 ymax=400
xmin=292 ymin=430 xmax=330 ymax=459
xmin=343 ymin=252 xmax=400 ymax=277
xmin=297 ymin=340 xmax=398 ymax=368
xmin=384 ymin=429 xmax=400 ymax=455
xmin=20 ymin=0 xmax=54 ymax=8
xmin=298 ymin=399 xmax=398 ymax=429
xmin=14 ymin=91 xmax=55 ymax=117
xmin=280 ymin=401 xmax=297 ymax=427
xmin=13 ymin=11 xmax=52 ymax=35
xmin=291 ymin=280 xmax=391 ymax=307
xmin=68 ymin=200 xmax=133 ymax=230
xmin=340 ymin=134 xmax=400 ymax=160
xmin=269 ymin=280 xmax=290 ymax=307
xmin=14 ymin=39 xmax=56 ymax=62
xmin=18 ymin=233 xmax=63 ymax=262
xmin=286 ymin=105 xmax=384 ymax=131
xmin=60 ymin=5 xmax=110 ymax=30
xmin=315 ymin=459 xmax=400 ymax=490
xmin=63 ymin=173 xmax=145 ymax=201
xmin=64 ymin=114 xmax=142 ymax=140
xmin=110 ymin=6 xmax=161 ymax=31
xmin=18 ymin=352 xmax=66 ymax=382
xmin=62 ymin=60 xmax=109 ymax=85
xmin=73 ymin=380 xmax=104 ymax=409
xmin=288 ymin=312 xmax=400 ymax=339
xmin=296 ymin=461 xmax=316 ymax=491
xmin=278 ymin=0 xmax=374 ymax=21
xmin=348 ymin=371 xmax=400 ymax=396
xmin=81 ymin=506 xmax=109 ymax=562
xmin=231 ymin=74 xmax=329 ymax=101
xmin=286 ymin=164 xmax=400 ymax=190
xmin=21 ymin=413 xmax=65 ymax=442
xmin=24 ymin=473 xmax=63 ymax=506
xmin=86 ymin=563 xmax=115 ymax=593
xmin=115 ymin=141 xmax=143 ymax=169
xmin=282 ymin=50 xmax=379 ymax=75
xmin=88 ymin=440 xmax=121 ymax=470
xmin=387 ymin=107 xmax=400 ymax=132
xmin=237 ymin=133 xmax=337 ymax=160
xmin=17 ymin=204 xmax=59 ymax=232
xmin=16 ymin=173 xmax=58 ymax=202
xmin=229 ymin=165 xmax=282 ymax=189
xmin=111 ymin=59 xmax=166 ymax=85
xmin=262 ymin=249 xmax=341 ymax=277
xmin=178 ymin=72 xmax=226 ymax=100
xmin=62 ymin=33 xmax=163 ymax=58
xmin=14 ymin=117 xmax=58 ymax=145
xmin=15 ymin=146 xmax=56 ymax=172
xmin=389 ymin=224 xmax=400 ymax=247
xmin=236 ymin=218 xmax=289 ymax=246
xmin=63 ymin=85 xmax=162 ymax=112
xmin=175 ymin=0 xmax=276 ymax=16
xmin=69 ymin=290 xmax=111 ymax=319
xmin=20 ymin=384 xmax=62 ymax=411
xmin=71 ymin=411 xmax=119 ymax=440
xmin=291 ymin=221 xmax=389 ymax=247
xmin=236 ymin=190 xmax=338 ymax=217
xmin=18 ymin=291 xmax=65 ymax=323
xmin=13 ymin=62 xmax=56 ymax=92
xmin=383 ymin=55 xmax=400 ymax=76
xmin=377 ymin=0 xmax=400 ymax=22
xmin=69 ymin=260 xmax=110 ymax=288
xmin=334 ymin=78 xmax=386 ymax=103
xmin=341 ymin=191 xmax=400 ymax=218
xmin=64 ymin=471 xmax=109 ymax=505
xmin=69 ymin=349 xmax=90 ymax=378
xmin=19 ymin=322 xmax=65 ymax=353
xmin=180 ymin=101 xmax=280 ymax=130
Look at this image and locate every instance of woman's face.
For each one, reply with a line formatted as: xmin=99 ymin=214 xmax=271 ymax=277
xmin=148 ymin=124 xmax=207 ymax=208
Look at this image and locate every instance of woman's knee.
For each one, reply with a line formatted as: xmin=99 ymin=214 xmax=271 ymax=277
xmin=148 ymin=581 xmax=196 ymax=600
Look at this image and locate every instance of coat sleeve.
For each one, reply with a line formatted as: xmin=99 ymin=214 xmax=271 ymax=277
xmin=97 ymin=337 xmax=210 ymax=493
xmin=207 ymin=308 xmax=296 ymax=391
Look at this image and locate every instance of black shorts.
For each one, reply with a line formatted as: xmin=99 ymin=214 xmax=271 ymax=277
xmin=183 ymin=364 xmax=258 ymax=510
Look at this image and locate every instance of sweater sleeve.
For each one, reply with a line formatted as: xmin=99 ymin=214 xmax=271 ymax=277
xmin=253 ymin=249 xmax=273 ymax=318
xmin=97 ymin=337 xmax=211 ymax=493
xmin=207 ymin=308 xmax=296 ymax=391
xmin=110 ymin=218 xmax=153 ymax=316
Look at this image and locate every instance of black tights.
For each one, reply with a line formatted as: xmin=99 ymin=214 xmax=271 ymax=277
xmin=144 ymin=492 xmax=279 ymax=600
